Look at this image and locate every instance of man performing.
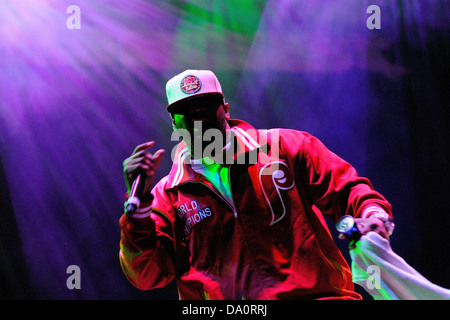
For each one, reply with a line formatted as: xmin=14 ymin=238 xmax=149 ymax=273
xmin=119 ymin=69 xmax=394 ymax=300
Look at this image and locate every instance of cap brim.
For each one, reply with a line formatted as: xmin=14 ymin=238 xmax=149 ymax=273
xmin=166 ymin=92 xmax=224 ymax=114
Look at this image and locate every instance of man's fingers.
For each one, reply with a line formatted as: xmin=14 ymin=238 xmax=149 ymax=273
xmin=151 ymin=149 xmax=165 ymax=170
xmin=127 ymin=150 xmax=164 ymax=170
xmin=152 ymin=149 xmax=165 ymax=159
xmin=125 ymin=163 xmax=151 ymax=176
xmin=132 ymin=141 xmax=155 ymax=155
xmin=124 ymin=143 xmax=164 ymax=192
xmin=354 ymin=218 xmax=389 ymax=241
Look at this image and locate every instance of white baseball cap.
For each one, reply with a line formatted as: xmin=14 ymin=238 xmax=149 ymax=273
xmin=165 ymin=69 xmax=224 ymax=113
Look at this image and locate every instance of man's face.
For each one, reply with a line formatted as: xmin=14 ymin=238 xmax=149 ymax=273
xmin=171 ymin=95 xmax=229 ymax=155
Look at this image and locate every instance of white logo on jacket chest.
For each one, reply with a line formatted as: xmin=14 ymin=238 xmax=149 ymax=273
xmin=259 ymin=161 xmax=295 ymax=226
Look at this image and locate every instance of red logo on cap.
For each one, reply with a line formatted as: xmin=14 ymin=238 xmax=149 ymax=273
xmin=180 ymin=75 xmax=201 ymax=94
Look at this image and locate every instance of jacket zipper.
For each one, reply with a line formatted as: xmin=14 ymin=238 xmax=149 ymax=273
xmin=185 ymin=177 xmax=238 ymax=219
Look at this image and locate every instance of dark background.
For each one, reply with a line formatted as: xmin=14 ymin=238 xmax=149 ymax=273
xmin=0 ymin=0 xmax=448 ymax=299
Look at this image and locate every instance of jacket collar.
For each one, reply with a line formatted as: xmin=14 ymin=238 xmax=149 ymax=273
xmin=167 ymin=118 xmax=267 ymax=189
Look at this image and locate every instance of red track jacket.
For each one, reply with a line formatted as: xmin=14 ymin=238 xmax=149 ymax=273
xmin=119 ymin=119 xmax=392 ymax=299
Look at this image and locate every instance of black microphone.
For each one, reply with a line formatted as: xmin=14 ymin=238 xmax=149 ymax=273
xmin=124 ymin=174 xmax=146 ymax=214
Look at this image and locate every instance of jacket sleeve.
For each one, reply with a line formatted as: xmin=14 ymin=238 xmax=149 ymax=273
xmin=119 ymin=176 xmax=176 ymax=290
xmin=279 ymin=129 xmax=392 ymax=222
